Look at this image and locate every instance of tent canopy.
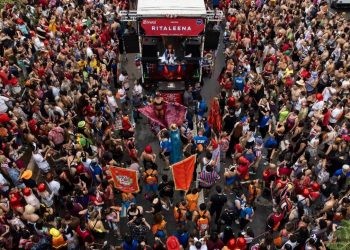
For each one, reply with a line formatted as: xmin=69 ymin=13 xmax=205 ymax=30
xmin=137 ymin=0 xmax=207 ymax=17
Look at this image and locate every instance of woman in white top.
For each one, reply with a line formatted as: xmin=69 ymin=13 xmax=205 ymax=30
xmin=329 ymin=103 xmax=343 ymax=124
xmin=32 ymin=145 xmax=51 ymax=173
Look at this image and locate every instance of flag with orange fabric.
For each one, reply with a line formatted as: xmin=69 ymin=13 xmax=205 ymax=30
xmin=208 ymin=97 xmax=222 ymax=132
xmin=171 ymin=154 xmax=196 ymax=191
xmin=110 ymin=167 xmax=139 ymax=193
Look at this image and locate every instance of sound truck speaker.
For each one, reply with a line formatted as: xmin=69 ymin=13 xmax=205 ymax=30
xmin=142 ymin=37 xmax=159 ymax=58
xmin=123 ymin=33 xmax=140 ymax=53
xmin=204 ymin=30 xmax=220 ymax=50
xmin=185 ymin=38 xmax=201 ymax=57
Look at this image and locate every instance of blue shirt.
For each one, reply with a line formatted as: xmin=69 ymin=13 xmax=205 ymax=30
xmin=240 ymin=207 xmax=253 ymax=219
xmin=160 ymin=139 xmax=172 ymax=153
xmin=259 ymin=116 xmax=270 ymax=128
xmin=90 ymin=164 xmax=102 ymax=183
xmin=244 ymin=152 xmax=256 ymax=163
xmin=198 ymin=101 xmax=207 ymax=116
xmin=234 ymin=76 xmax=245 ymax=91
xmin=193 ymin=135 xmax=208 ymax=146
xmin=334 ymin=169 xmax=350 ymax=177
xmin=175 ymin=232 xmax=190 ymax=247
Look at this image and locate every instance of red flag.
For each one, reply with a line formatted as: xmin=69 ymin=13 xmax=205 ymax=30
xmin=171 ymin=155 xmax=196 ymax=191
xmin=110 ymin=167 xmax=139 ymax=193
xmin=208 ymin=98 xmax=222 ymax=132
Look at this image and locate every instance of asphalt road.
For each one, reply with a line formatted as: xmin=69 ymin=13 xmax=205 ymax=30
xmin=112 ymin=32 xmax=272 ymax=247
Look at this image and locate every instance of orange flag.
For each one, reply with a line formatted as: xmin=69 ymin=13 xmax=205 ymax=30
xmin=171 ymin=154 xmax=196 ymax=191
xmin=110 ymin=167 xmax=140 ymax=193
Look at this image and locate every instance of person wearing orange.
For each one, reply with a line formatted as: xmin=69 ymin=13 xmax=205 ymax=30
xmin=173 ymin=201 xmax=188 ymax=225
xmin=152 ymin=213 xmax=167 ymax=239
xmin=50 ymin=228 xmax=67 ymax=249
xmin=193 ymin=203 xmax=211 ymax=237
xmin=186 ymin=188 xmax=199 ymax=213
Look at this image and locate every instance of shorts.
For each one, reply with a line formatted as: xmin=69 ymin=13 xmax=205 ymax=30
xmin=146 ymin=184 xmax=158 ymax=192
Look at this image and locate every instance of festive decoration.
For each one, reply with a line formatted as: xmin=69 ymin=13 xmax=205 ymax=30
xmin=138 ymin=101 xmax=187 ymax=129
xmin=110 ymin=167 xmax=139 ymax=193
xmin=171 ymin=154 xmax=196 ymax=191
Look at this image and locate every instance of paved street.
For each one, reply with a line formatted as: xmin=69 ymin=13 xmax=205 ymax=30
xmin=112 ymin=33 xmax=272 ymax=247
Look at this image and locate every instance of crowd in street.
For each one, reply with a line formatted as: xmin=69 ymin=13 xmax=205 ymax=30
xmin=0 ymin=0 xmax=349 ymax=249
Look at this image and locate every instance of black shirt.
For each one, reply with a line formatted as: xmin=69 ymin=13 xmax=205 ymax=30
xmin=210 ymin=193 xmax=227 ymax=210
xmin=158 ymin=181 xmax=174 ymax=198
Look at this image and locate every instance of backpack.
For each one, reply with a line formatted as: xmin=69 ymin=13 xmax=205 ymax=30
xmin=162 ymin=183 xmax=173 ymax=193
xmin=145 ymin=170 xmax=158 ymax=185
xmin=197 ymin=210 xmax=209 ymax=232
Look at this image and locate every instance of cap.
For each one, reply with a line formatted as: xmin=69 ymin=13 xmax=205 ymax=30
xmin=311 ymin=182 xmax=320 ymax=191
xmin=166 ymin=236 xmax=181 ymax=250
xmin=78 ymin=121 xmax=86 ymax=128
xmin=21 ymin=170 xmax=33 ymax=180
xmin=302 ymin=188 xmax=310 ymax=197
xmin=226 ymin=238 xmax=236 ymax=249
xmin=236 ymin=237 xmax=247 ymax=249
xmin=49 ymin=228 xmax=61 ymax=237
xmin=23 ymin=187 xmax=31 ymax=196
xmin=316 ymin=93 xmax=323 ymax=101
xmin=38 ymin=183 xmax=46 ymax=192
xmin=343 ymin=164 xmax=350 ymax=172
xmin=145 ymin=145 xmax=152 ymax=154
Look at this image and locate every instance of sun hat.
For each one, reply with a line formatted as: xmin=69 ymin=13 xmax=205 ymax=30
xmin=21 ymin=170 xmax=33 ymax=180
xmin=166 ymin=236 xmax=181 ymax=250
xmin=296 ymin=79 xmax=305 ymax=86
xmin=24 ymin=204 xmax=35 ymax=214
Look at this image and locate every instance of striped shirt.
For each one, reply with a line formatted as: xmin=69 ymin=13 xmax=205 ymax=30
xmin=199 ymin=169 xmax=220 ymax=188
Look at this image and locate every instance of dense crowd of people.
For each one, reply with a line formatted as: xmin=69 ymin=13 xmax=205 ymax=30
xmin=0 ymin=0 xmax=349 ymax=249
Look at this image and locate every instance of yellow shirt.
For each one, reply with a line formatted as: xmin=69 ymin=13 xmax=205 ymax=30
xmin=48 ymin=23 xmax=57 ymax=33
xmin=90 ymin=58 xmax=97 ymax=69
xmin=78 ymin=60 xmax=87 ymax=69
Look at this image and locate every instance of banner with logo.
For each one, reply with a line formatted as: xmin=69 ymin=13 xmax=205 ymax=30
xmin=161 ymin=92 xmax=183 ymax=104
xmin=141 ymin=18 xmax=204 ymax=36
xmin=171 ymin=154 xmax=196 ymax=191
xmin=110 ymin=167 xmax=139 ymax=193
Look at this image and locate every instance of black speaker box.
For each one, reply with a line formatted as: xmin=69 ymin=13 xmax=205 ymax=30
xmin=204 ymin=30 xmax=220 ymax=50
xmin=185 ymin=38 xmax=201 ymax=57
xmin=123 ymin=33 xmax=140 ymax=53
xmin=142 ymin=37 xmax=159 ymax=58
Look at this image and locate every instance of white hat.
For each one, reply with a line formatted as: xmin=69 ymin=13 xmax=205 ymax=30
xmin=342 ymin=164 xmax=350 ymax=172
xmin=296 ymin=79 xmax=305 ymax=86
